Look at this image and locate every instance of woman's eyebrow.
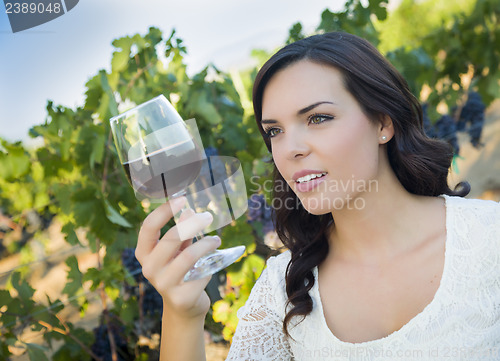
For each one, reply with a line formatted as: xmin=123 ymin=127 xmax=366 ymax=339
xmin=297 ymin=101 xmax=335 ymax=115
xmin=261 ymin=101 xmax=335 ymax=124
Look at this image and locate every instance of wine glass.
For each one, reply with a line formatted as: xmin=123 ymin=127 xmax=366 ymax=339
xmin=110 ymin=95 xmax=246 ymax=281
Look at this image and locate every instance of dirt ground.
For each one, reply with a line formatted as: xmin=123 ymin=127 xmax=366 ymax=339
xmin=2 ymin=101 xmax=499 ymax=361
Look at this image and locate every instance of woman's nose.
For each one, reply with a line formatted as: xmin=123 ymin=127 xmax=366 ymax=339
xmin=284 ymin=128 xmax=311 ymax=160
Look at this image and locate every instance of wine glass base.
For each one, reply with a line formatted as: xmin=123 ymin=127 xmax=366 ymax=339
xmin=183 ymin=245 xmax=246 ymax=282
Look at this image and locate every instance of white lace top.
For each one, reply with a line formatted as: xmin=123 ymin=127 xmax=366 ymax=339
xmin=226 ymin=195 xmax=500 ymax=360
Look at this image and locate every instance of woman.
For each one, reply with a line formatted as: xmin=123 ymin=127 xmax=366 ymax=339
xmin=135 ymin=32 xmax=500 ymax=360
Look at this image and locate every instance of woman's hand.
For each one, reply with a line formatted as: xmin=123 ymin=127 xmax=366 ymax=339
xmin=135 ymin=196 xmax=220 ymax=320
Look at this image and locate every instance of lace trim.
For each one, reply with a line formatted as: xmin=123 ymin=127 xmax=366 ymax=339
xmin=226 ymin=259 xmax=294 ymax=360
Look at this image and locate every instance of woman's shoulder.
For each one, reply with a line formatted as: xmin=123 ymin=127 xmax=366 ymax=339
xmin=443 ymin=196 xmax=500 ymax=308
xmin=266 ymin=249 xmax=292 ymax=269
xmin=443 ymin=194 xmax=500 ymax=256
xmin=444 ymin=194 xmax=499 ymax=227
xmin=444 ymin=193 xmax=499 ymax=207
xmin=258 ymin=250 xmax=291 ymax=289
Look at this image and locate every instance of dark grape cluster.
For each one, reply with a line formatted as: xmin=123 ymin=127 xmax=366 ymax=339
xmin=435 ymin=114 xmax=460 ymax=154
xmin=262 ymin=219 xmax=275 ymax=235
xmin=247 ymin=194 xmax=274 ymax=234
xmin=91 ymin=321 xmax=131 ymax=361
xmin=421 ymin=92 xmax=486 ymax=154
xmin=121 ymin=247 xmax=163 ymax=316
xmin=121 ymin=248 xmax=145 ymax=283
xmin=247 ymin=194 xmax=264 ymax=221
xmin=422 ymin=103 xmax=436 ymax=138
xmin=141 ymin=285 xmax=163 ymax=316
xmin=459 ymin=92 xmax=486 ymax=148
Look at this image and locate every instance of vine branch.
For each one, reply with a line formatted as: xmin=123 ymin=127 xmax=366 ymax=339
xmin=38 ymin=313 xmax=104 ymax=361
xmin=122 ymin=61 xmax=155 ymax=99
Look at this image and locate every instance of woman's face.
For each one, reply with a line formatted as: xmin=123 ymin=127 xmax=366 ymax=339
xmin=261 ymin=60 xmax=390 ymax=214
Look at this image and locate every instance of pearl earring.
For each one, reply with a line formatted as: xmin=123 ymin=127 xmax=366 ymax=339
xmin=381 ymin=136 xmax=387 ymax=141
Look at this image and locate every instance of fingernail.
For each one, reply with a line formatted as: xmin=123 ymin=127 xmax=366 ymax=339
xmin=212 ymin=236 xmax=221 ymax=246
xmin=200 ymin=211 xmax=213 ymax=219
xmin=180 ymin=208 xmax=195 ymax=217
xmin=171 ymin=196 xmax=187 ymax=208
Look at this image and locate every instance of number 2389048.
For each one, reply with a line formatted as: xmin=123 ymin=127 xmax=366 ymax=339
xmin=5 ymin=2 xmax=62 ymax=14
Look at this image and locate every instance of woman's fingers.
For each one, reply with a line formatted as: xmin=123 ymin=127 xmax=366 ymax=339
xmin=160 ymin=273 xmax=213 ymax=312
xmin=136 ymin=196 xmax=187 ymax=262
xmin=136 ymin=196 xmax=219 ymax=289
xmin=178 ymin=207 xmax=195 ymax=222
xmin=141 ymin=212 xmax=214 ymax=277
xmin=161 ymin=211 xmax=213 ymax=242
xmin=168 ymin=235 xmax=221 ymax=284
xmin=175 ymin=208 xmax=196 ymax=255
xmin=134 ymin=197 xmax=219 ymax=320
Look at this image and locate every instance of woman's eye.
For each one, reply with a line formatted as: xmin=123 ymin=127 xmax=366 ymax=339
xmin=308 ymin=114 xmax=333 ymax=125
xmin=264 ymin=127 xmax=282 ymax=138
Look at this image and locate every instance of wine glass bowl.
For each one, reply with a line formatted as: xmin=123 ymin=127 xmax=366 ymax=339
xmin=111 ymin=97 xmax=205 ymax=200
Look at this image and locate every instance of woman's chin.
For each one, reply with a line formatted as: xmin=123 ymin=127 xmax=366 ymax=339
xmin=300 ymin=200 xmax=333 ymax=215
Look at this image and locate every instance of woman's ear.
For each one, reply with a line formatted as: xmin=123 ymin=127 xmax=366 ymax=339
xmin=379 ymin=115 xmax=394 ymax=143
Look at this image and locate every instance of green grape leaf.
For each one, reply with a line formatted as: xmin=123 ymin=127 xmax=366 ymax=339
xmin=51 ymin=347 xmax=72 ymax=361
xmin=119 ymin=298 xmax=139 ymax=324
xmin=72 ymin=193 xmax=98 ymax=227
xmin=89 ymin=130 xmax=106 ymax=170
xmin=192 ymin=91 xmax=223 ymax=125
xmin=111 ymin=36 xmax=133 ymax=72
xmin=53 ymin=325 xmax=94 ymax=360
xmin=84 ymin=74 xmax=104 ymax=111
xmin=33 ymin=190 xmax=50 ymax=210
xmin=31 ymin=304 xmax=60 ymax=332
xmin=0 ymin=337 xmax=13 ymax=359
xmin=369 ymin=0 xmax=388 ymax=20
xmin=90 ymin=206 xmax=118 ymax=244
xmin=111 ymin=49 xmax=130 ymax=73
xmin=52 ymin=183 xmax=74 ymax=214
xmin=61 ymin=223 xmax=80 ymax=246
xmin=212 ymin=299 xmax=231 ymax=324
xmin=104 ymin=199 xmax=132 ymax=228
xmin=10 ymin=272 xmax=35 ymax=303
xmin=146 ymin=26 xmax=163 ymax=46
xmin=0 ymin=290 xmax=12 ymax=308
xmin=26 ymin=343 xmax=49 ymax=361
xmin=220 ymin=219 xmax=254 ymax=249
xmin=0 ymin=140 xmax=31 ymax=181
xmin=62 ymin=256 xmax=83 ymax=297
xmin=2 ymin=301 xmax=20 ymax=327
xmin=226 ymin=254 xmax=265 ymax=287
xmin=83 ymin=268 xmax=101 ymax=291
xmin=100 ymin=70 xmax=119 ymax=117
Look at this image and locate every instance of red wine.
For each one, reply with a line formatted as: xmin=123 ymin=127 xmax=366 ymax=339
xmin=123 ymin=139 xmax=203 ymax=199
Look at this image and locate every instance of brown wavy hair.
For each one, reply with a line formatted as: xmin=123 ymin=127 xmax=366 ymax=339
xmin=252 ymin=32 xmax=469 ymax=337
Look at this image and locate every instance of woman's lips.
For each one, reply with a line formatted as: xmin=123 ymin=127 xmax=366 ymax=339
xmin=292 ymin=169 xmax=327 ymax=181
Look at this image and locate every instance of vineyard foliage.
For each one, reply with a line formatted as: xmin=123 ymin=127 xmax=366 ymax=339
xmin=0 ymin=0 xmax=499 ymax=359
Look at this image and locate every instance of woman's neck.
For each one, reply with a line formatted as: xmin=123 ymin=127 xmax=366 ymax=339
xmin=326 ymin=177 xmax=443 ymax=265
